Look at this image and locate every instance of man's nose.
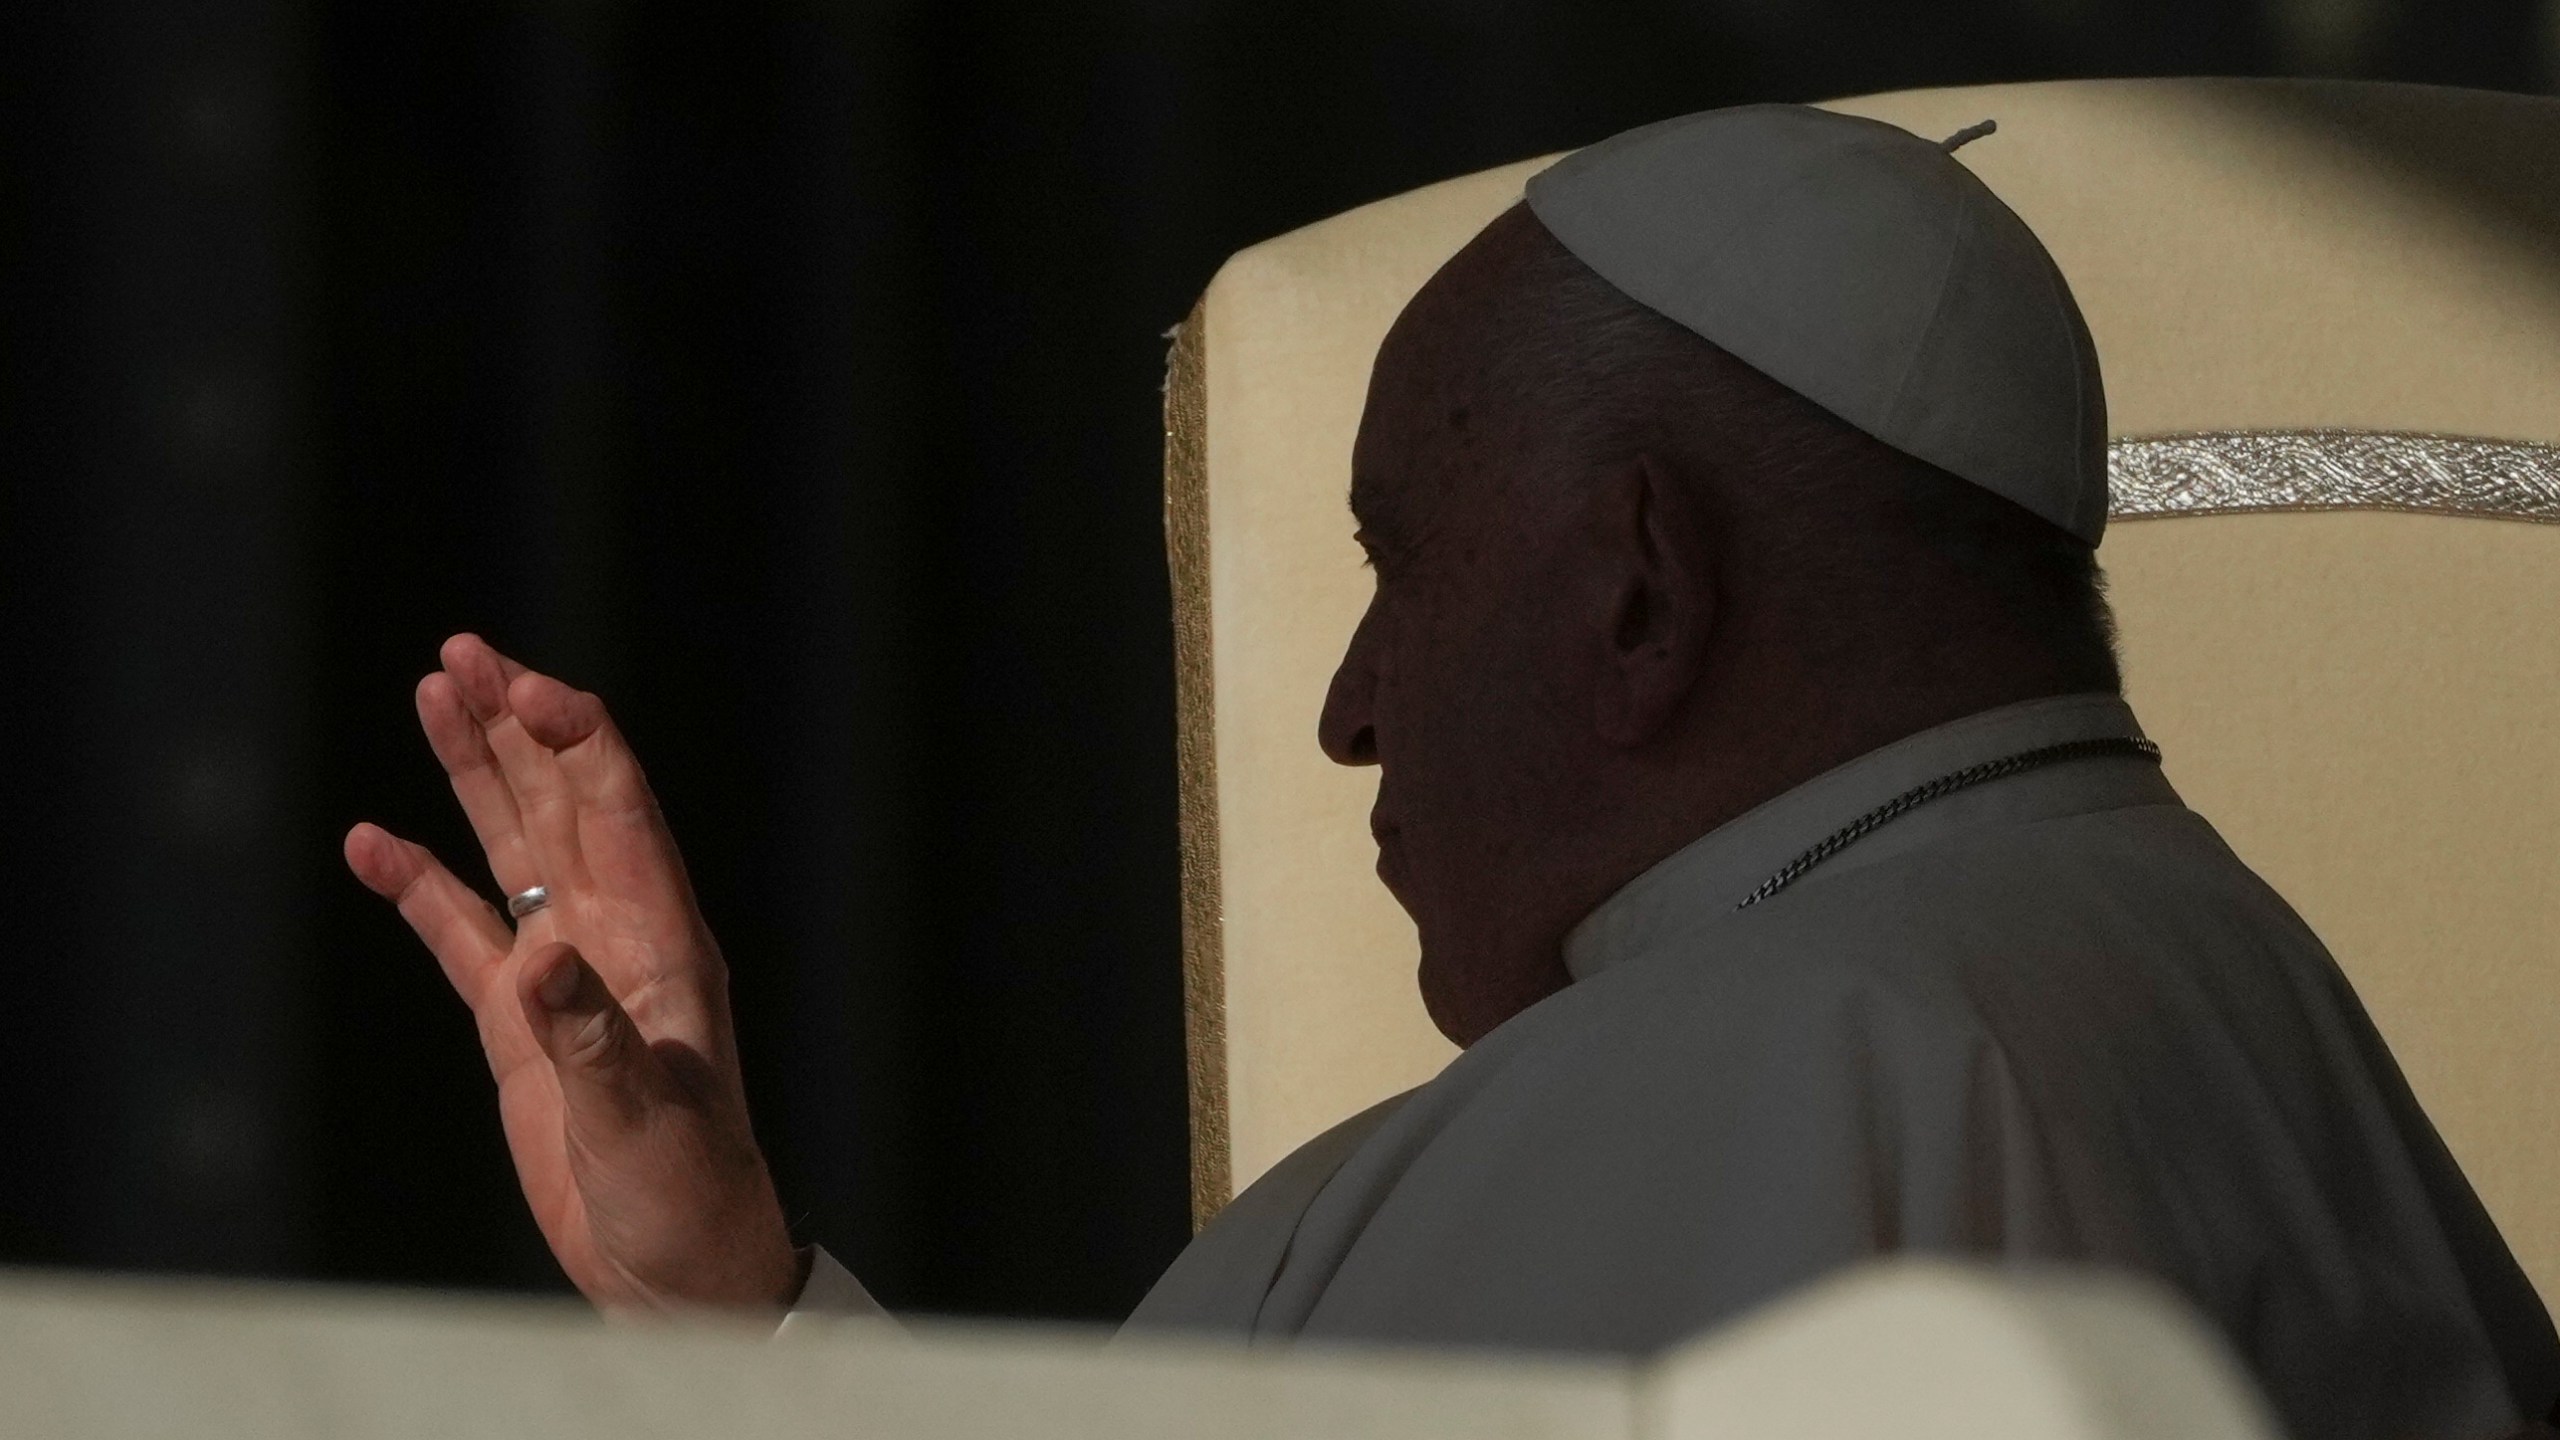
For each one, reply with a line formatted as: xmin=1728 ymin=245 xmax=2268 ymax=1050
xmin=1318 ymin=626 xmax=1380 ymax=767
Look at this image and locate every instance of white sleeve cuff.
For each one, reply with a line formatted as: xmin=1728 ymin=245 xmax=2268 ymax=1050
xmin=774 ymin=1244 xmax=897 ymax=1338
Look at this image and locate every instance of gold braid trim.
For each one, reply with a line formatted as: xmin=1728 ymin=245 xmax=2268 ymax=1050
xmin=1162 ymin=300 xmax=1231 ymax=1230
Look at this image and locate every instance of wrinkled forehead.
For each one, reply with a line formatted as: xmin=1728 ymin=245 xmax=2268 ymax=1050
xmin=1349 ymin=333 xmax=1475 ymax=544
xmin=1349 ymin=218 xmax=1533 ymax=540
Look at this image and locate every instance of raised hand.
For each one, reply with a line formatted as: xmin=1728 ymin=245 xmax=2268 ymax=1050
xmin=343 ymin=634 xmax=798 ymax=1313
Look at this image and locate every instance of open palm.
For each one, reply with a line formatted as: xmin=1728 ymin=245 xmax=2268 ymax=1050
xmin=344 ymin=633 xmax=796 ymax=1312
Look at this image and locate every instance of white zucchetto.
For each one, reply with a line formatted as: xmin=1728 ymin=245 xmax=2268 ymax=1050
xmin=1524 ymin=105 xmax=2111 ymax=544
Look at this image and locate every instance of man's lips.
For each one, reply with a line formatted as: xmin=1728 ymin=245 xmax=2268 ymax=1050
xmin=1369 ymin=803 xmax=1402 ymax=848
xmin=1370 ymin=813 xmax=1406 ymax=891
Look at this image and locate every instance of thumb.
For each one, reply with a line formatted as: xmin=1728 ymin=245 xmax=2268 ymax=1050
xmin=518 ymin=943 xmax=656 ymax=1128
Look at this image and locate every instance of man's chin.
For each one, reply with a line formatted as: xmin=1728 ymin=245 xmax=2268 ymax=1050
xmin=1373 ymin=847 xmax=1410 ymax=907
xmin=1416 ymin=948 xmax=1574 ymax=1050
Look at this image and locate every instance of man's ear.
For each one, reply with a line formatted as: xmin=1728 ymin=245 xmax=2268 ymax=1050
xmin=1591 ymin=451 xmax=1714 ymax=747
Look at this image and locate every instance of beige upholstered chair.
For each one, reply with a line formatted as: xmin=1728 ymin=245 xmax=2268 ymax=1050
xmin=1161 ymin=77 xmax=2560 ymax=1317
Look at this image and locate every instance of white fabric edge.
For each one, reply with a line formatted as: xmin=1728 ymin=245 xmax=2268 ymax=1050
xmin=774 ymin=1245 xmax=897 ymax=1338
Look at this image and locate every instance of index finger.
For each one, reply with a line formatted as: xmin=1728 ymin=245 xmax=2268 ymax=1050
xmin=511 ymin=674 xmax=700 ymax=920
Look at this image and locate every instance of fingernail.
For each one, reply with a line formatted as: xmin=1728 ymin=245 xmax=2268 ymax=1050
xmin=538 ymin=955 xmax=583 ymax=1010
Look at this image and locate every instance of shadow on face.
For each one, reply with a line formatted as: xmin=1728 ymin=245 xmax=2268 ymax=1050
xmin=1320 ymin=207 xmax=1677 ymax=1046
xmin=1319 ymin=205 xmax=2123 ymax=1047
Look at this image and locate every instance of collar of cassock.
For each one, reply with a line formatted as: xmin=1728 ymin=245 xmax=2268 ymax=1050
xmin=1561 ymin=691 xmax=2178 ymax=983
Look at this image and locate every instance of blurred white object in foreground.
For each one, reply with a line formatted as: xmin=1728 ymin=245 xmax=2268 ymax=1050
xmin=0 ymin=1258 xmax=2276 ymax=1440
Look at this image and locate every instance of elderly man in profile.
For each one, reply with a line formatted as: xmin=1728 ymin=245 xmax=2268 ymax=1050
xmin=345 ymin=105 xmax=2558 ymax=1440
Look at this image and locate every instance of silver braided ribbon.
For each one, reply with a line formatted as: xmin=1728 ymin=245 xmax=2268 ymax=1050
xmin=2109 ymin=431 xmax=2560 ymax=523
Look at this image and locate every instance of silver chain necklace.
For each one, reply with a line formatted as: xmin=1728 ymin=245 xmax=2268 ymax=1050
xmin=1735 ymin=735 xmax=2164 ymax=910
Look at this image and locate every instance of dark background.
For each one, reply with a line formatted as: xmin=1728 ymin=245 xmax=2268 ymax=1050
xmin=1 ymin=0 xmax=2551 ymax=1324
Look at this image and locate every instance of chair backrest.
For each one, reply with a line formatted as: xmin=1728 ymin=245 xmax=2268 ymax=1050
xmin=1162 ymin=78 xmax=2560 ymax=1311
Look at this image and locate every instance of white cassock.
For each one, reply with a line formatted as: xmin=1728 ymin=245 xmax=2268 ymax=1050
xmin=795 ymin=692 xmax=2559 ymax=1440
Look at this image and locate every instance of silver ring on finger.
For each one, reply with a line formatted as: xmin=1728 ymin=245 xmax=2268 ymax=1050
xmin=507 ymin=885 xmax=552 ymax=920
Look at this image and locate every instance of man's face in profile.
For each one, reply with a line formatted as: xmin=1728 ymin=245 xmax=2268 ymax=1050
xmin=1318 ymin=251 xmax=1599 ymax=1047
